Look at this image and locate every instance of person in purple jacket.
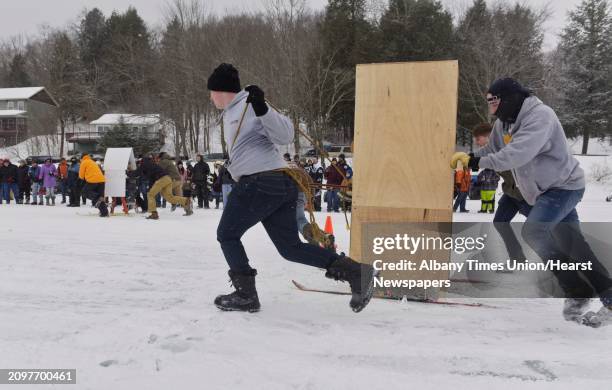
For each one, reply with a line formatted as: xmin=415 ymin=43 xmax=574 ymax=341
xmin=39 ymin=158 xmax=57 ymax=206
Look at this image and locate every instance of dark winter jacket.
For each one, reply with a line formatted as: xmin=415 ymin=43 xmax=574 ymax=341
xmin=141 ymin=157 xmax=167 ymax=183
xmin=126 ymin=169 xmax=140 ymax=196
xmin=477 ymin=169 xmax=500 ymax=191
xmin=192 ymin=161 xmax=210 ymax=183
xmin=157 ymin=156 xmax=181 ymax=181
xmin=338 ymin=161 xmax=353 ymax=180
xmin=305 ymin=165 xmax=324 ymax=184
xmin=0 ymin=163 xmax=18 ymax=184
xmin=28 ymin=166 xmax=42 ymax=183
xmin=211 ymin=172 xmax=221 ymax=193
xmin=325 ymin=164 xmax=344 ymax=186
xmin=499 ymin=170 xmax=524 ymax=201
xmin=17 ymin=165 xmax=31 ymax=188
xmin=218 ymin=165 xmax=235 ymax=185
xmin=67 ymin=163 xmax=80 ymax=187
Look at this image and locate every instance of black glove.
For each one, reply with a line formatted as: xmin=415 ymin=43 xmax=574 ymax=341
xmin=245 ymin=85 xmax=268 ymax=116
xmin=468 ymin=156 xmax=480 ymax=171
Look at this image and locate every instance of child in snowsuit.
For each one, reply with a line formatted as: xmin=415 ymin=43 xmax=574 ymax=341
xmin=477 ymin=169 xmax=500 ymax=213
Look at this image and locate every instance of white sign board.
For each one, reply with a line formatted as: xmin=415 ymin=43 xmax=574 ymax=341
xmin=104 ymin=148 xmax=136 ymax=197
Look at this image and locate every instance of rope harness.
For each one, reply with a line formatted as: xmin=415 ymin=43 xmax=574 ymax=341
xmin=264 ymin=101 xmax=352 ymax=231
xmin=226 ymin=99 xmax=343 ymax=248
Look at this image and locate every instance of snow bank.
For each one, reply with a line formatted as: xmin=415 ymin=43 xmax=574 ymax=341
xmin=0 ymin=134 xmax=69 ymax=163
xmin=568 ymin=136 xmax=612 ymax=156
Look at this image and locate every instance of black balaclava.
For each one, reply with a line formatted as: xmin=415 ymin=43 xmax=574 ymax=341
xmin=487 ymin=78 xmax=531 ymax=124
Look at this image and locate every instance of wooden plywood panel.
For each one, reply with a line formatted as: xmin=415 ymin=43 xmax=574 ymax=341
xmin=350 ymin=61 xmax=458 ymax=261
xmin=350 ymin=205 xmax=452 ymax=262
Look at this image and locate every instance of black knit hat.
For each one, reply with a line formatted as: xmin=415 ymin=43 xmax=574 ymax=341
xmin=487 ymin=78 xmax=530 ymax=99
xmin=207 ymin=63 xmax=241 ymax=93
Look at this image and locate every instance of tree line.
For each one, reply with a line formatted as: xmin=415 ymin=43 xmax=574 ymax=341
xmin=1 ymin=0 xmax=611 ymax=155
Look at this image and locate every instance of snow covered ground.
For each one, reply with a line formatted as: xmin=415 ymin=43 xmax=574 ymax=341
xmin=1 ymin=165 xmax=612 ymax=389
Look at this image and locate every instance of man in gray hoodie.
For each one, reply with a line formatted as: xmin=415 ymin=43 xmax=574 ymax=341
xmin=451 ymin=78 xmax=612 ymax=327
xmin=208 ymin=63 xmax=375 ymax=313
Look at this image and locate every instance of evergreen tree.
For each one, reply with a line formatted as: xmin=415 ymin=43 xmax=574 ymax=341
xmin=559 ymin=0 xmax=612 ymax=154
xmin=99 ymin=119 xmax=136 ymax=150
xmin=78 ymin=8 xmax=107 ymax=79
xmin=99 ymin=118 xmax=161 ymax=156
xmin=380 ymin=0 xmax=455 ymax=62
xmin=6 ymin=53 xmax=32 ymax=87
xmin=48 ymin=31 xmax=89 ymax=157
xmin=455 ymin=0 xmax=546 ymax=131
xmin=102 ymin=7 xmax=155 ymax=110
xmin=317 ymin=0 xmax=378 ymax=141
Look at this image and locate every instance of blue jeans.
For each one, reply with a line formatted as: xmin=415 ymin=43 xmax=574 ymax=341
xmin=222 ymin=184 xmax=233 ymax=209
xmin=326 ymin=189 xmax=339 ymax=212
xmin=453 ymin=192 xmax=468 ymax=211
xmin=31 ymin=182 xmax=44 ymax=204
xmin=521 ymin=188 xmax=612 ymax=300
xmin=58 ymin=179 xmax=68 ymax=200
xmin=1 ymin=183 xmax=19 ymax=203
xmin=494 ymin=194 xmax=532 ymax=222
xmin=493 ymin=194 xmax=532 ymax=261
xmin=296 ymin=192 xmax=309 ymax=235
xmin=217 ymin=172 xmax=339 ymax=273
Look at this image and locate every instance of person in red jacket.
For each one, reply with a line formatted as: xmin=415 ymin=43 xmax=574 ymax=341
xmin=453 ymin=167 xmax=471 ymax=213
xmin=324 ymin=158 xmax=343 ymax=212
xmin=57 ymin=158 xmax=69 ymax=204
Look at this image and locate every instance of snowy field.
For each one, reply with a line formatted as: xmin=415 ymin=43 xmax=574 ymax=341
xmin=1 ymin=167 xmax=612 ymax=389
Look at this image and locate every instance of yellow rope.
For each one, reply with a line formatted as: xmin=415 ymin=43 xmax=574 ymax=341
xmin=265 ymin=99 xmax=351 ymax=231
xmin=280 ymin=167 xmax=332 ymax=248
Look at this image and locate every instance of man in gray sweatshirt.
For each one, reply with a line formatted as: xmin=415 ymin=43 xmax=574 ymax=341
xmin=207 ymin=63 xmax=375 ymax=313
xmin=451 ymin=78 xmax=612 ymax=327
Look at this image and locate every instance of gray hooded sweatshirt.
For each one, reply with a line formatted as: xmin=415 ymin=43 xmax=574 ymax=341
xmin=474 ymin=96 xmax=584 ymax=205
xmin=223 ymin=90 xmax=293 ymax=181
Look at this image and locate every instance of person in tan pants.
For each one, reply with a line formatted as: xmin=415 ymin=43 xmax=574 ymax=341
xmin=141 ymin=156 xmax=193 ymax=220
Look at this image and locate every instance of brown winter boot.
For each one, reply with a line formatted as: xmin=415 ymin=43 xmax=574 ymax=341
xmin=146 ymin=211 xmax=159 ymax=220
xmin=183 ymin=198 xmax=193 ymax=216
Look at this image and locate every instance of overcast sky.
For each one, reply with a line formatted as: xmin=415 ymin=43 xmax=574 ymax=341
xmin=0 ymin=0 xmax=583 ymax=50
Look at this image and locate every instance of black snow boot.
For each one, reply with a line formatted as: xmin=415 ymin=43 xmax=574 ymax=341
xmin=97 ymin=200 xmax=109 ymax=217
xmin=326 ymin=256 xmax=376 ymax=313
xmin=214 ymin=269 xmax=260 ymax=313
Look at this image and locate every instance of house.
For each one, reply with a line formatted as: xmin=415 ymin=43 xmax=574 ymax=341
xmin=67 ymin=113 xmax=164 ymax=155
xmin=0 ymin=87 xmax=59 ymax=147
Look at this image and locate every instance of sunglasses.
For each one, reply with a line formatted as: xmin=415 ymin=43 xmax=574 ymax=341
xmin=487 ymin=96 xmax=500 ymax=105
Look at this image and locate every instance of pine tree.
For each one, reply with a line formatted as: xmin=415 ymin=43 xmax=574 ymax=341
xmin=320 ymin=0 xmax=377 ymax=68
xmin=380 ymin=0 xmax=455 ymax=62
xmin=99 ymin=119 xmax=136 ymax=151
xmin=99 ymin=118 xmax=161 ymax=156
xmin=455 ymin=0 xmax=547 ymax=131
xmin=559 ymin=0 xmax=612 ymax=154
xmin=78 ymin=8 xmax=107 ymax=79
xmin=48 ymin=31 xmax=89 ymax=157
xmin=317 ymin=0 xmax=378 ymax=141
xmin=6 ymin=53 xmax=32 ymax=87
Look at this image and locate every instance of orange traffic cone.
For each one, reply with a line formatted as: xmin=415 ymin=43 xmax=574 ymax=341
xmin=324 ymin=215 xmax=334 ymax=236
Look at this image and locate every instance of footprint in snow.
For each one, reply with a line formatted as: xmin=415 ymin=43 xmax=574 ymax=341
xmin=99 ymin=360 xmax=118 ymax=367
xmin=160 ymin=341 xmax=191 ymax=353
